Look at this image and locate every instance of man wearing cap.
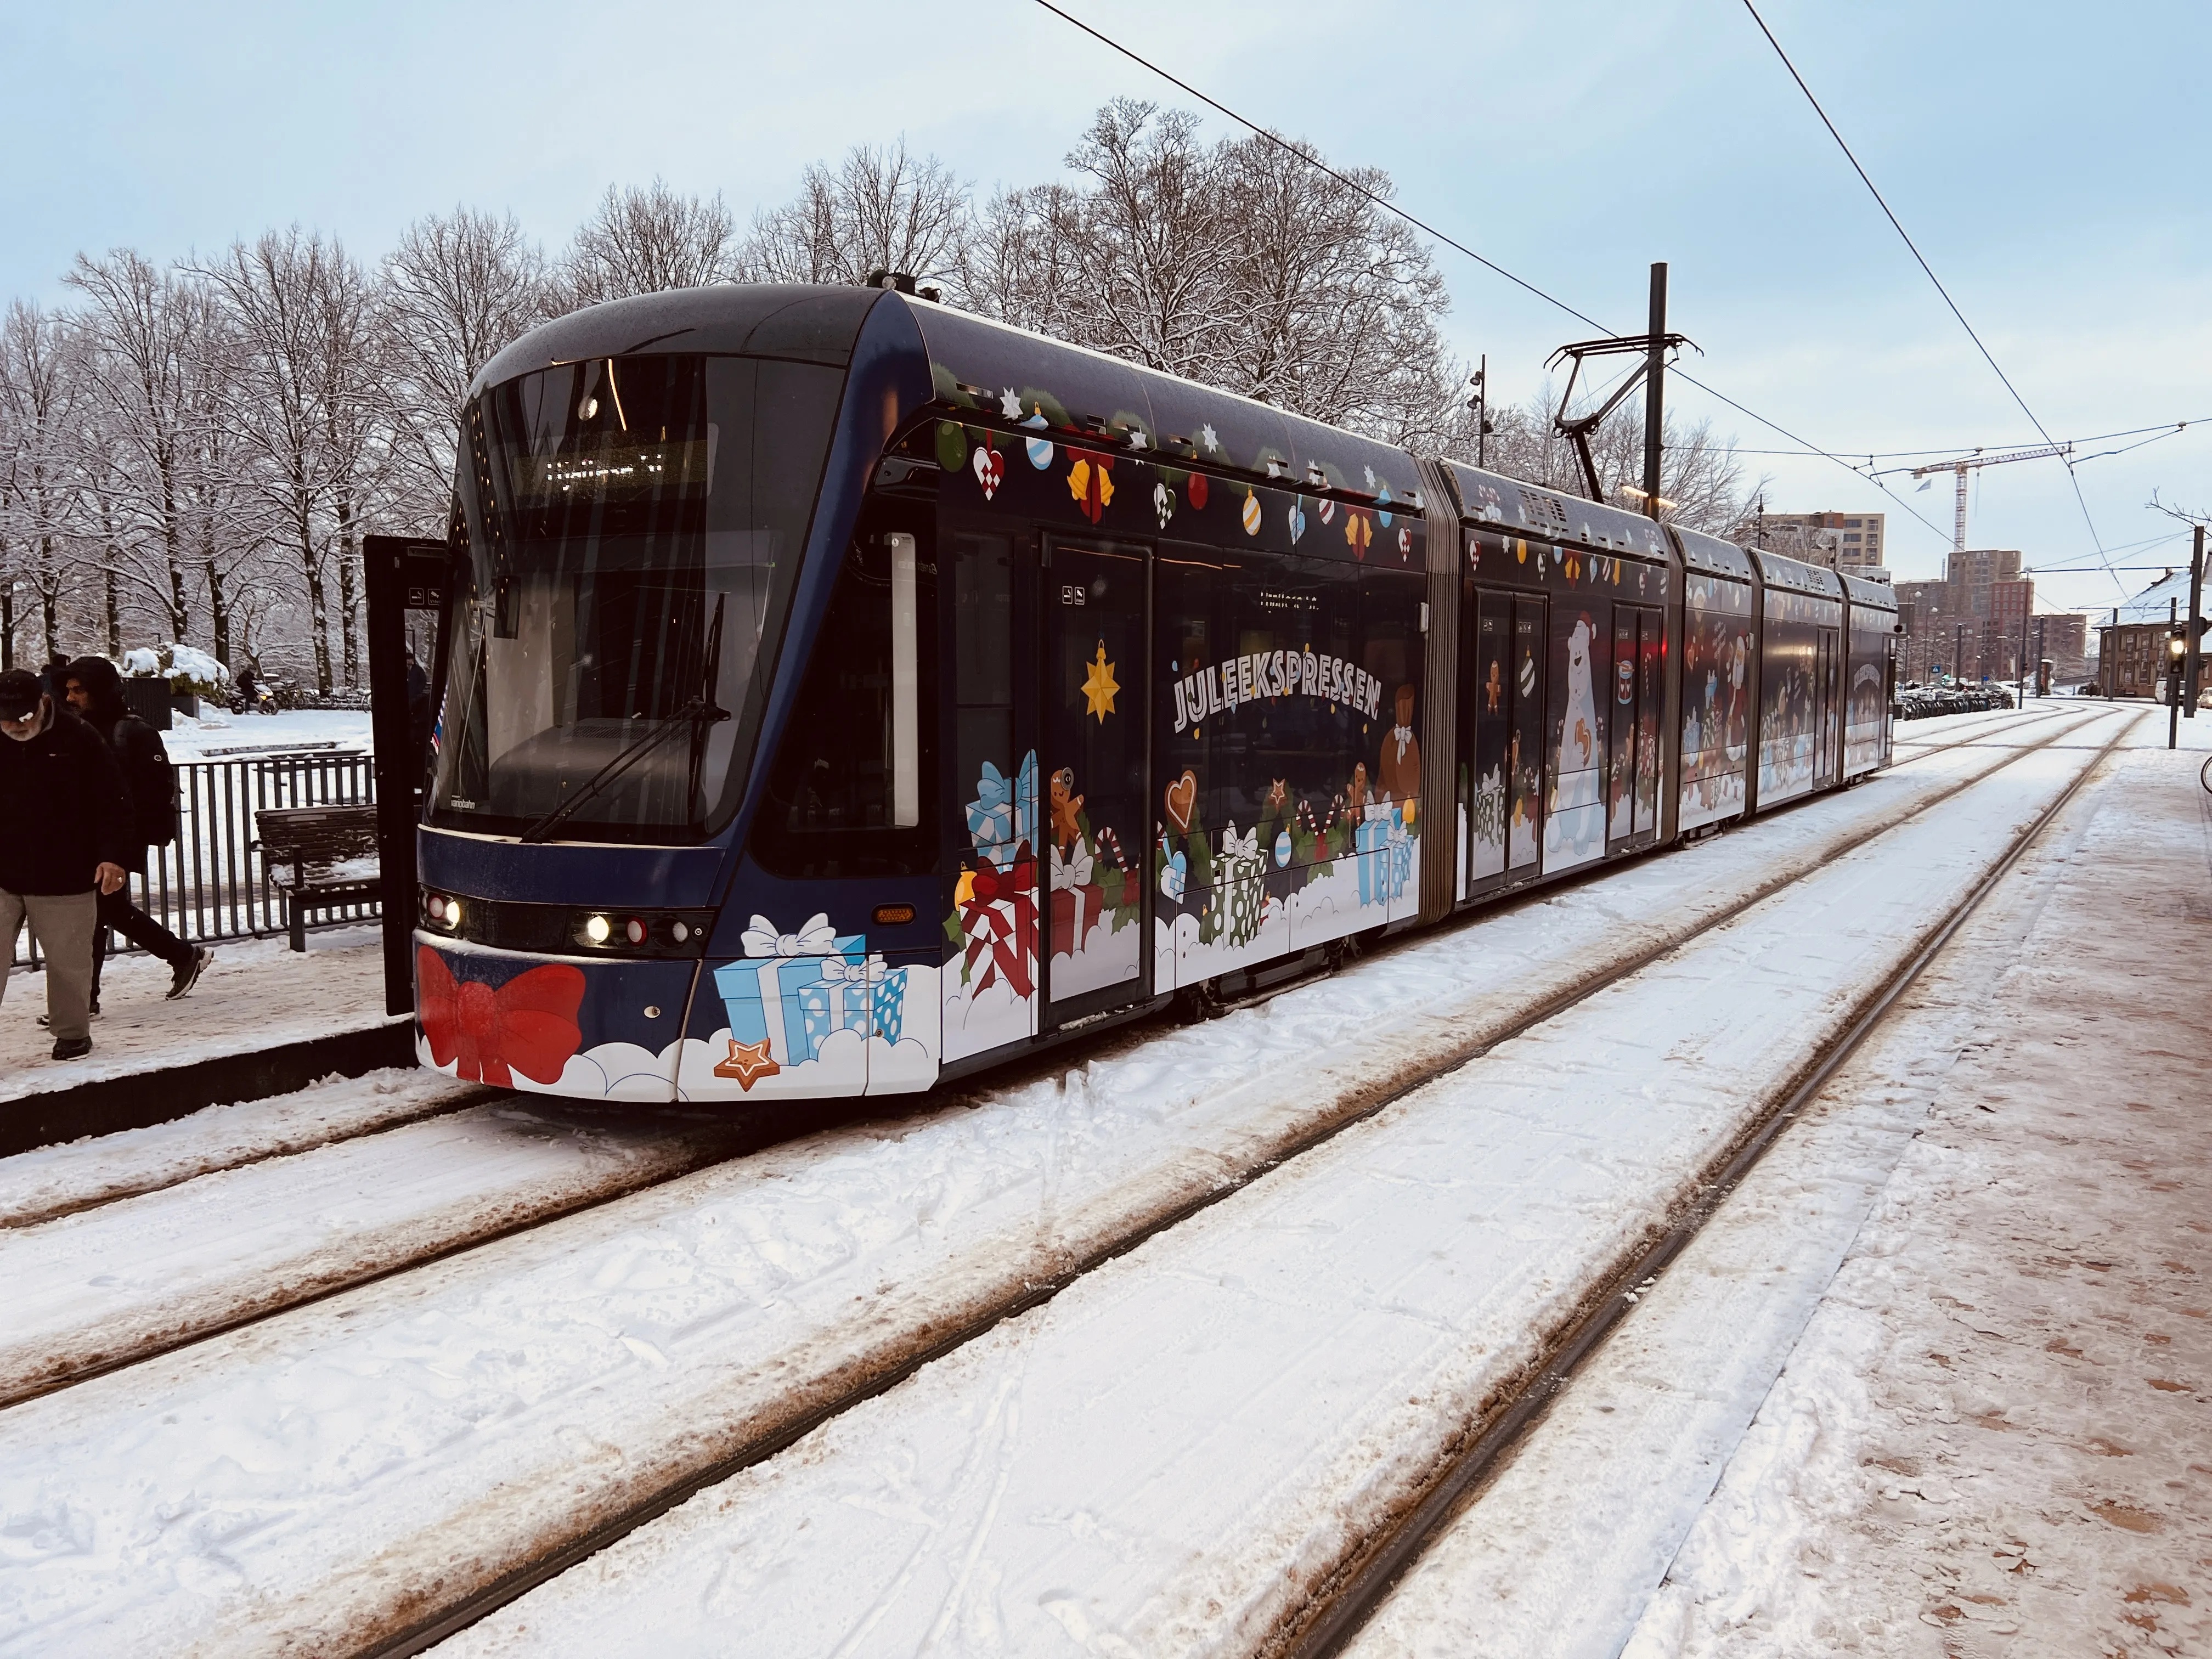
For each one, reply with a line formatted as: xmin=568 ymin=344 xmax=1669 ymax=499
xmin=0 ymin=667 xmax=133 ymax=1060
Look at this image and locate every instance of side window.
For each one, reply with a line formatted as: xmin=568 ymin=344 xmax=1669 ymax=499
xmin=950 ymin=530 xmax=1015 ymax=816
xmin=752 ymin=521 xmax=936 ymax=878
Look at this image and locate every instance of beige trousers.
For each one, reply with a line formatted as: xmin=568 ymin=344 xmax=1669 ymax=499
xmin=1 ymin=889 xmax=97 ymax=1043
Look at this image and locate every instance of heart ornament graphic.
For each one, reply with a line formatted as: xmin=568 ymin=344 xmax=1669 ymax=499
xmin=972 ymin=443 xmax=1004 ymax=500
xmin=1164 ymin=769 xmax=1197 ymax=833
xmin=1288 ymin=499 xmax=1307 ymax=544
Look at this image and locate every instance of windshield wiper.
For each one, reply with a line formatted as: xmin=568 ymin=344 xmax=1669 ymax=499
xmin=518 ymin=595 xmax=730 ymax=844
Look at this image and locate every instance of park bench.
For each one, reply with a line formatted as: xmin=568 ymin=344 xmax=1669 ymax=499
xmin=254 ymin=804 xmax=382 ymax=951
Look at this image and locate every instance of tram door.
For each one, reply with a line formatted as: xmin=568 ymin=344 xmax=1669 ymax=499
xmin=1042 ymin=536 xmax=1150 ymax=1024
xmin=1508 ymin=596 xmax=1545 ymax=876
xmin=1609 ymin=604 xmax=1662 ymax=843
xmin=1465 ymin=590 xmax=1544 ymax=887
xmin=1814 ymin=626 xmax=1841 ymax=786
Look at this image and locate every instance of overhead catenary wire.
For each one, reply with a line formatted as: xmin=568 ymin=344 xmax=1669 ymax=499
xmin=1026 ymin=0 xmax=1960 ymax=548
xmin=1737 ymin=0 xmax=2123 ymax=591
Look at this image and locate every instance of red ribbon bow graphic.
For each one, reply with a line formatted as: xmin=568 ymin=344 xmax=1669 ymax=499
xmin=417 ymin=947 xmax=586 ymax=1086
xmin=960 ymin=844 xmax=1037 ymax=999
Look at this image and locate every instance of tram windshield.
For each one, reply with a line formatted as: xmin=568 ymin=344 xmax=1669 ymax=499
xmin=431 ymin=353 xmax=843 ymax=842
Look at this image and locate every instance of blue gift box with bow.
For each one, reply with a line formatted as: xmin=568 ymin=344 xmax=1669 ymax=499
xmin=965 ymin=752 xmax=1037 ymax=866
xmin=871 ymin=965 xmax=910 ymax=1045
xmin=1355 ymin=810 xmax=1409 ymax=908
xmin=713 ymin=913 xmax=865 ymax=1068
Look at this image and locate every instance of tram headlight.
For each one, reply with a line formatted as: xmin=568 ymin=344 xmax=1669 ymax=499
xmin=624 ymin=917 xmax=648 ymax=946
xmin=584 ymin=913 xmax=612 ymax=944
xmin=421 ymin=891 xmax=463 ymax=932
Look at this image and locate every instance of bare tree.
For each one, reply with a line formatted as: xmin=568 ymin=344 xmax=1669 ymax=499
xmin=0 ymin=301 xmax=86 ymax=662
xmin=557 ymin=180 xmax=737 ymax=309
xmin=64 ymin=252 xmax=207 ymax=644
xmin=1466 ymin=382 xmax=1755 ymax=536
xmin=964 ymin=183 xmax=1086 ymax=337
xmin=195 ymin=228 xmax=362 ymax=692
xmin=738 ymin=143 xmax=970 ymax=289
xmin=379 ymin=207 xmax=546 ymax=528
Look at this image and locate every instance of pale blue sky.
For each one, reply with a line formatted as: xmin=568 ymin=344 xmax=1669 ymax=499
xmin=5 ymin=0 xmax=2207 ymax=611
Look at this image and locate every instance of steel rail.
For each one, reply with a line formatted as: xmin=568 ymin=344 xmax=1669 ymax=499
xmin=355 ymin=708 xmax=2126 ymax=1659
xmin=1277 ymin=708 xmax=2146 ymax=1659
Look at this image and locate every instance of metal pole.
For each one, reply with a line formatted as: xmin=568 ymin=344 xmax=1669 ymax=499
xmin=1641 ymin=262 xmax=1667 ymax=518
xmin=1476 ymin=353 xmax=1487 ymax=470
xmin=2187 ymin=523 xmax=2204 ymax=718
xmin=2169 ymin=597 xmax=2181 ymax=750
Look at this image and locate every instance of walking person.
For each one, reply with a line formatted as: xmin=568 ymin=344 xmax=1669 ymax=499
xmin=0 ymin=668 xmax=132 ymax=1060
xmin=64 ymin=657 xmax=211 ymax=1008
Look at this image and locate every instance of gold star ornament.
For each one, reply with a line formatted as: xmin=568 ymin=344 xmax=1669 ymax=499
xmin=1081 ymin=642 xmax=1119 ymax=723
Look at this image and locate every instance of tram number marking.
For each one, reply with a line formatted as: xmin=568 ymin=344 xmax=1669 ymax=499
xmin=1062 ymin=584 xmax=1086 ymax=607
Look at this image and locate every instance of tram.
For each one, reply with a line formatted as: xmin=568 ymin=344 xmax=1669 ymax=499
xmin=411 ymin=283 xmax=1898 ymax=1100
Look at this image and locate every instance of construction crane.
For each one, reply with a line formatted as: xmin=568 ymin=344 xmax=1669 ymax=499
xmin=1910 ymin=444 xmax=2073 ymax=553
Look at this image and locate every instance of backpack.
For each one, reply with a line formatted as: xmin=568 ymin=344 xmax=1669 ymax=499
xmin=117 ymin=715 xmax=179 ymax=847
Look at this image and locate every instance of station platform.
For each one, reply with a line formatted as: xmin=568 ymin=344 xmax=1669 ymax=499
xmin=0 ymin=927 xmax=408 ymax=1155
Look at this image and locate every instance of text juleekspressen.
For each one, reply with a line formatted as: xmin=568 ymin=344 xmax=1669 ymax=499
xmin=1172 ymin=650 xmax=1386 ymax=733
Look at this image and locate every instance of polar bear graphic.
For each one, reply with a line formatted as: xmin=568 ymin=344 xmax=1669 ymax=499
xmin=1560 ymin=617 xmax=1597 ymax=771
xmin=1545 ymin=615 xmax=1606 ymax=869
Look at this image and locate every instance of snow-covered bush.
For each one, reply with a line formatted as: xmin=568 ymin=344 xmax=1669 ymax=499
xmin=122 ymin=643 xmax=231 ymax=697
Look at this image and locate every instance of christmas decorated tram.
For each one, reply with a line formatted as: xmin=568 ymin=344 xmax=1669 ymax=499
xmin=410 ymin=284 xmax=1898 ymax=1102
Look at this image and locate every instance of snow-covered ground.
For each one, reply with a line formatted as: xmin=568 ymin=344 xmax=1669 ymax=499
xmin=0 ymin=1092 xmax=768 ymax=1407
xmin=0 ymin=707 xmax=2156 ymax=1658
xmin=0 ymin=1065 xmax=479 ymax=1229
xmin=1616 ymin=736 xmax=2212 ymax=1657
xmin=1346 ymin=715 xmax=2211 ymax=1658
xmin=0 ymin=926 xmax=393 ymax=1101
xmin=417 ymin=730 xmax=2123 ymax=1655
xmin=0 ymin=710 xmax=2091 ymax=1656
xmin=161 ymin=708 xmax=372 ymax=759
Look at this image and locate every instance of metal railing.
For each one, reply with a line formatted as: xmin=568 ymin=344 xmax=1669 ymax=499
xmin=9 ymin=750 xmax=379 ymax=969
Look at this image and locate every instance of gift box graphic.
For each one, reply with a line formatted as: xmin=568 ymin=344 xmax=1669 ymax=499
xmin=794 ymin=952 xmax=872 ymax=1053
xmin=871 ymin=964 xmax=910 ymax=1046
xmin=960 ymin=845 xmax=1037 ymax=997
xmin=710 ymin=912 xmax=863 ymax=1086
xmin=1049 ymin=838 xmax=1104 ymax=957
xmin=1354 ymin=809 xmax=1409 ymax=907
xmin=964 ymin=752 xmax=1038 ymax=866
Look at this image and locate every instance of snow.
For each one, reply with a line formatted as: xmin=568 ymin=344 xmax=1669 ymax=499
xmin=1613 ymin=737 xmax=2212 ymax=1657
xmin=160 ymin=708 xmax=373 ymax=759
xmin=0 ymin=707 xmax=2123 ymax=1655
xmin=426 ymin=726 xmax=2123 ymax=1657
xmin=0 ymin=1092 xmax=766 ymax=1408
xmin=0 ymin=927 xmax=393 ymax=1103
xmin=0 ymin=1066 xmax=480 ymax=1231
xmin=1336 ymin=710 xmax=2136 ymax=1658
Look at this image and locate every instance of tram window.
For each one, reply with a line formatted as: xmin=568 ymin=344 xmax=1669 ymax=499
xmin=752 ymin=527 xmax=938 ymax=878
xmin=949 ymin=530 xmax=1015 ymax=829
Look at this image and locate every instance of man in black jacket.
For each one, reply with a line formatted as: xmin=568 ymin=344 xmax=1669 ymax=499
xmin=0 ymin=667 xmax=132 ymax=1060
xmin=65 ymin=657 xmax=211 ymax=1007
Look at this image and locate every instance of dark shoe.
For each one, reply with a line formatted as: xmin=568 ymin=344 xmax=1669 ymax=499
xmin=166 ymin=947 xmax=213 ymax=1000
xmin=52 ymin=1036 xmax=93 ymax=1061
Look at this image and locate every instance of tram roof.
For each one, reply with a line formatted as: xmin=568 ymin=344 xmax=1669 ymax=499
xmin=1671 ymin=526 xmax=1756 ymax=582
xmin=1841 ymin=571 xmax=1899 ymax=613
xmin=470 ymin=285 xmax=883 ymax=399
xmin=908 ymin=302 xmax=1429 ymax=506
xmin=1752 ymin=547 xmax=1846 ymax=600
xmin=1437 ymin=460 xmax=1673 ymax=565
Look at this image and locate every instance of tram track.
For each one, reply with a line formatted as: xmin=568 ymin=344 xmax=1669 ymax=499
xmin=421 ymin=710 xmax=2146 ymax=1659
xmin=0 ymin=710 xmax=2119 ymax=1658
xmin=1275 ymin=707 xmax=2148 ymax=1659
xmin=0 ymin=710 xmax=2108 ymax=1422
xmin=355 ymin=708 xmax=2128 ymax=1659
